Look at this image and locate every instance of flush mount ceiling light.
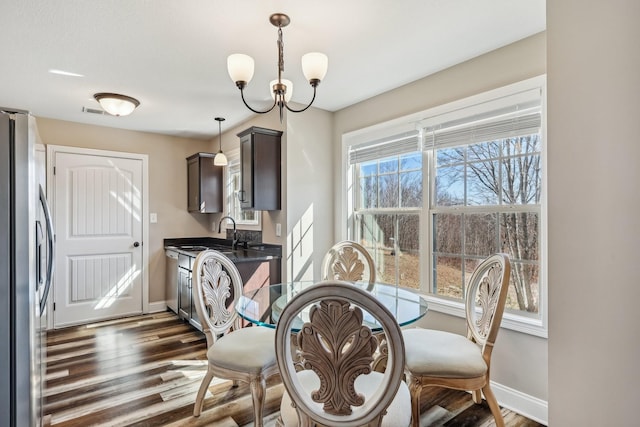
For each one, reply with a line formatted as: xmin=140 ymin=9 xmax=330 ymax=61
xmin=227 ymin=13 xmax=328 ymax=122
xmin=214 ymin=117 xmax=228 ymax=166
xmin=94 ymin=93 xmax=140 ymax=116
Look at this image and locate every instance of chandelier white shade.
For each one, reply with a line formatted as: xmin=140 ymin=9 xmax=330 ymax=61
xmin=227 ymin=13 xmax=328 ymax=122
xmin=301 ymin=52 xmax=328 ymax=82
xmin=227 ymin=54 xmax=255 ymax=84
xmin=94 ymin=93 xmax=140 ymax=116
xmin=270 ymin=79 xmax=293 ymax=102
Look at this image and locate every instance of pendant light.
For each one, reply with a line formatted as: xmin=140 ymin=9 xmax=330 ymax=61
xmin=214 ymin=117 xmax=228 ymax=166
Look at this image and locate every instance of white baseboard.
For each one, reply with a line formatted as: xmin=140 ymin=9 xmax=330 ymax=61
xmin=492 ymin=381 xmax=548 ymax=425
xmin=147 ymin=301 xmax=168 ymax=313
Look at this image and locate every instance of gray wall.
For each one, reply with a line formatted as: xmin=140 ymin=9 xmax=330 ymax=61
xmin=332 ymin=32 xmax=548 ymax=420
xmin=547 ymin=2 xmax=640 ymax=425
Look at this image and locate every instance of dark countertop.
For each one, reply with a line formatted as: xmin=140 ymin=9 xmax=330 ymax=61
xmin=164 ymin=237 xmax=282 ymax=263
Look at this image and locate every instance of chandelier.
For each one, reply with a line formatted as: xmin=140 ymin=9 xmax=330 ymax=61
xmin=227 ymin=13 xmax=328 ymax=122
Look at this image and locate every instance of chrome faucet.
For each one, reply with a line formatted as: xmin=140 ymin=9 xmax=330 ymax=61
xmin=218 ymin=216 xmax=239 ymax=249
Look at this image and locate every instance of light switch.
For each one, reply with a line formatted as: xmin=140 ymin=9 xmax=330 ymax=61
xmin=275 ymin=223 xmax=281 ymax=237
xmin=150 ymin=213 xmax=158 ymax=223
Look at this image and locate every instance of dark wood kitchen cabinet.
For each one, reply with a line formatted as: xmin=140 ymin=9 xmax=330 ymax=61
xmin=187 ymin=152 xmax=223 ymax=213
xmin=174 ymin=253 xmax=281 ymax=332
xmin=237 ymin=127 xmax=283 ymax=211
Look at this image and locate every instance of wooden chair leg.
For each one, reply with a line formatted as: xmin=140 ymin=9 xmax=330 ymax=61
xmin=193 ymin=369 xmax=215 ymax=417
xmin=250 ymin=376 xmax=266 ymax=427
xmin=481 ymin=383 xmax=505 ymax=427
xmin=407 ymin=375 xmax=422 ymax=427
xmin=472 ymin=389 xmax=482 ymax=404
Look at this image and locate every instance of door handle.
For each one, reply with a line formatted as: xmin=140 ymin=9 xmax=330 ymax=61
xmin=39 ymin=185 xmax=55 ymax=315
xmin=133 ymin=241 xmax=141 ymax=248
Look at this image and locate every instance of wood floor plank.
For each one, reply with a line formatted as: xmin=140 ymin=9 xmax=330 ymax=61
xmin=45 ymin=312 xmax=545 ymax=427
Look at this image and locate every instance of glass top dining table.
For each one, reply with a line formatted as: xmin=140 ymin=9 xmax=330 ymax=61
xmin=236 ymin=281 xmax=428 ymax=332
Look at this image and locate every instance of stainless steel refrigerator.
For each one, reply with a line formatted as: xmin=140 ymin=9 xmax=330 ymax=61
xmin=0 ymin=108 xmax=54 ymax=426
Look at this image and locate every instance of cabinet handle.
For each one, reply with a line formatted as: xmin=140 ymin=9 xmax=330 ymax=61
xmin=238 ymin=190 xmax=246 ymax=203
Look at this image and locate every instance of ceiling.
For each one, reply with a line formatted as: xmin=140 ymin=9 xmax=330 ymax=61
xmin=0 ymin=1 xmax=545 ymax=140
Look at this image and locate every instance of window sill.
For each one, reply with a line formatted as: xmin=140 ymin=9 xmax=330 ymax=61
xmin=422 ymin=294 xmax=548 ymax=338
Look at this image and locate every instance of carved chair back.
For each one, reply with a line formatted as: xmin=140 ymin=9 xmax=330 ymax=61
xmin=464 ymin=253 xmax=511 ymax=359
xmin=321 ymin=241 xmax=376 ymax=289
xmin=275 ymin=280 xmax=406 ymax=426
xmin=192 ymin=250 xmax=244 ymax=348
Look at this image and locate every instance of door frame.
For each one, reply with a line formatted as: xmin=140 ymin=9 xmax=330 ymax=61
xmin=46 ymin=144 xmax=149 ymax=329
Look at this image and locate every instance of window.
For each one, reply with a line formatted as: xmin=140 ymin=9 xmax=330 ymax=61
xmin=226 ymin=153 xmax=261 ymax=230
xmin=349 ymin=132 xmax=422 ymax=288
xmin=345 ymin=76 xmax=546 ymax=333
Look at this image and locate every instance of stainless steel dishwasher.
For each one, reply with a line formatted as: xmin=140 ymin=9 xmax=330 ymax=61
xmin=165 ymin=249 xmax=179 ymax=313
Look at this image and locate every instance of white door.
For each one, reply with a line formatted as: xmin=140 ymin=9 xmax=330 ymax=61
xmin=52 ymin=148 xmax=144 ymax=327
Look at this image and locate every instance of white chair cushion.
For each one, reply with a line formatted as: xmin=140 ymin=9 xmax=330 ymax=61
xmin=207 ymin=326 xmax=276 ymax=374
xmin=280 ymin=369 xmax=411 ymax=427
xmin=403 ymin=328 xmax=487 ymax=378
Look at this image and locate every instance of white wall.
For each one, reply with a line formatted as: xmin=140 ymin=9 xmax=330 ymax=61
xmin=547 ymin=2 xmax=640 ymax=425
xmin=332 ymin=33 xmax=548 ymax=423
xmin=285 ymin=109 xmax=334 ymax=283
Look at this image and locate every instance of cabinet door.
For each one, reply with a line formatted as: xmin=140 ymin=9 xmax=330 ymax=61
xmin=235 ymin=259 xmax=282 ymax=326
xmin=178 ymin=267 xmax=191 ymax=321
xmin=253 ymin=132 xmax=281 ymax=210
xmin=187 ymin=153 xmax=223 ymax=213
xmin=237 ymin=127 xmax=282 ymax=211
xmin=187 ymin=157 xmax=200 ymax=212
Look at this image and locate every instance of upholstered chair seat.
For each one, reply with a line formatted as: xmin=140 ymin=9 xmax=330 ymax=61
xmin=403 ymin=329 xmax=487 ymax=378
xmin=205 ymin=326 xmax=276 ymax=373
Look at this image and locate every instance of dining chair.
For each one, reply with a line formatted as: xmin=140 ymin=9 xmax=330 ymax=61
xmin=402 ymin=253 xmax=511 ymax=427
xmin=321 ymin=240 xmax=376 ymax=289
xmin=275 ymin=280 xmax=411 ymax=427
xmin=191 ymin=250 xmax=279 ymax=427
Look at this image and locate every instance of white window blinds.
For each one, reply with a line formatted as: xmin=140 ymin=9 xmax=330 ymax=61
xmin=424 ymin=93 xmax=542 ymax=149
xmin=348 ymin=130 xmax=420 ymax=164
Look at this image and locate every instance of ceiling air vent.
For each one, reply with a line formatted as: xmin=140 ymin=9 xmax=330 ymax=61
xmin=82 ymin=106 xmax=105 ymax=115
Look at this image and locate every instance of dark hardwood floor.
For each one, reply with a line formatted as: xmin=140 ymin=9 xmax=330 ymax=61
xmin=44 ymin=312 xmax=544 ymax=427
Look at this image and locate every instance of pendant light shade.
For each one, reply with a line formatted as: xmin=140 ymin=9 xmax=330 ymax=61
xmin=94 ymin=93 xmax=140 ymax=116
xmin=214 ymin=117 xmax=228 ymax=166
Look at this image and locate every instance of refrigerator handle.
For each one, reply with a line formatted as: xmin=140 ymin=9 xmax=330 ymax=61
xmin=39 ymin=184 xmax=55 ymax=315
xmin=35 ymin=220 xmax=44 ymax=289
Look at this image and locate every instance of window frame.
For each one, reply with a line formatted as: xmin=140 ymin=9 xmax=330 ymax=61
xmin=342 ymin=76 xmax=547 ymax=337
xmin=224 ymin=148 xmax=262 ymax=231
